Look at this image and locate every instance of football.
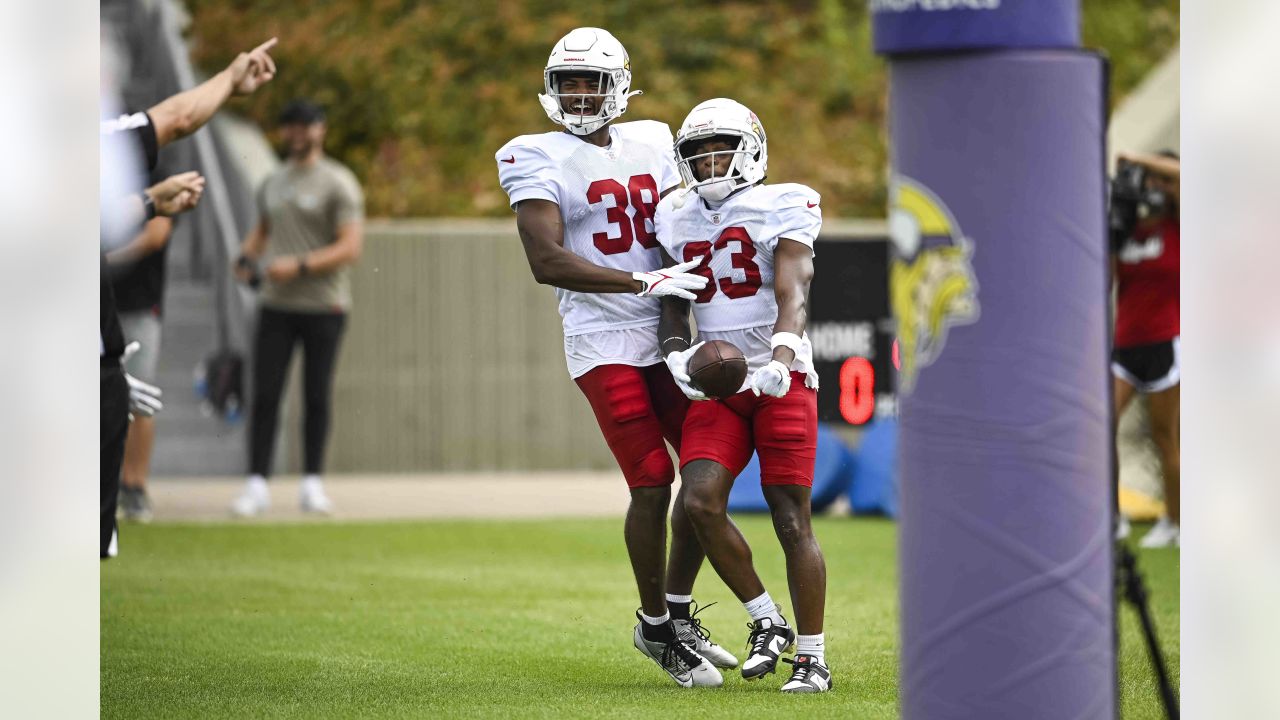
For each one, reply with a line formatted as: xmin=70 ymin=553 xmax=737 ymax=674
xmin=688 ymin=340 xmax=748 ymax=399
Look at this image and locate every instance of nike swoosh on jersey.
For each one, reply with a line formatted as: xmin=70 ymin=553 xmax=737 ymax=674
xmin=806 ymin=201 xmax=818 ymax=208
xmin=501 ymin=155 xmax=516 ymax=164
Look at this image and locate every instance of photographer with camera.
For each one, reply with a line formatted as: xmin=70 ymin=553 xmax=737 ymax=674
xmin=1110 ymin=150 xmax=1180 ymax=548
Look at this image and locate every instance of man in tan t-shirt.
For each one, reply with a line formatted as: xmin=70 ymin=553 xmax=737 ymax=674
xmin=232 ymin=99 xmax=364 ymax=516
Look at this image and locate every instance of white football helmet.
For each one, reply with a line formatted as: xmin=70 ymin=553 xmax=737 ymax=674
xmin=675 ymin=98 xmax=768 ymax=202
xmin=539 ymin=28 xmax=641 ymax=136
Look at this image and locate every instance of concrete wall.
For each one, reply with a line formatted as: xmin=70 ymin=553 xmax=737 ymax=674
xmin=278 ymin=219 xmax=611 ymax=472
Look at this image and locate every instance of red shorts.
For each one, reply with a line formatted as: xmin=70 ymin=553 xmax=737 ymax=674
xmin=679 ymin=372 xmax=817 ymax=487
xmin=575 ymin=363 xmax=691 ymax=489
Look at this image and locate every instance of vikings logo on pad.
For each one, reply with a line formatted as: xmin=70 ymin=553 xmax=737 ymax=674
xmin=887 ymin=176 xmax=979 ymax=394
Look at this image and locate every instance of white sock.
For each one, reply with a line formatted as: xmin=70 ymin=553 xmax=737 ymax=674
xmin=301 ymin=474 xmax=323 ymax=492
xmin=796 ymin=633 xmax=825 ymax=663
xmin=666 ymin=593 xmax=693 ymax=605
xmin=639 ymin=610 xmax=670 ymax=626
xmin=743 ymin=591 xmax=786 ymax=625
xmin=247 ymin=474 xmax=268 ymax=492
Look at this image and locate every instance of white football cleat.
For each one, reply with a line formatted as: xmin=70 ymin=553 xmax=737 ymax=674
xmin=633 ymin=613 xmax=723 ymax=688
xmin=231 ymin=477 xmax=270 ymax=517
xmin=673 ymin=602 xmax=739 ymax=669
xmin=780 ymin=654 xmax=833 ymax=693
xmin=1139 ymin=517 xmax=1179 ymax=548
xmin=741 ymin=616 xmax=795 ymax=680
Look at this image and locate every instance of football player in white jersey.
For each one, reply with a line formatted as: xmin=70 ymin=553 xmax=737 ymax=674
xmin=655 ymin=98 xmax=832 ymax=693
xmin=495 ymin=28 xmax=734 ymax=688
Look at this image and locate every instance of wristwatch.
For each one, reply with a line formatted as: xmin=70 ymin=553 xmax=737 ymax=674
xmin=141 ymin=193 xmax=156 ymax=221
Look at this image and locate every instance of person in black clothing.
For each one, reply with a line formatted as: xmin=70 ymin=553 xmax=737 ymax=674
xmin=107 ymin=160 xmax=177 ymax=523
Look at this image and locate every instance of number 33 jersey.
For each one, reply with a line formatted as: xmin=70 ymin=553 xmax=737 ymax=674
xmin=496 ymin=121 xmax=680 ymax=337
xmin=655 ymin=183 xmax=823 ymax=386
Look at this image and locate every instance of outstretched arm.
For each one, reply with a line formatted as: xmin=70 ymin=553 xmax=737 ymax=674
xmin=515 ymin=199 xmax=644 ymax=292
xmin=147 ymin=38 xmax=278 ymax=147
xmin=515 ymin=199 xmax=705 ymax=299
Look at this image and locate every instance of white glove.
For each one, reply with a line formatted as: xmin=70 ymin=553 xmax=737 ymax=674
xmin=664 ymin=341 xmax=709 ymax=401
xmin=634 ymin=257 xmax=708 ymax=301
xmin=749 ymin=360 xmax=792 ymax=398
xmin=122 ymin=341 xmax=163 ymax=417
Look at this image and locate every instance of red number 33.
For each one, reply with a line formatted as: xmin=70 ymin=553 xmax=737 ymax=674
xmin=587 ymin=175 xmax=660 ymax=254
xmin=681 ymin=227 xmax=762 ymax=303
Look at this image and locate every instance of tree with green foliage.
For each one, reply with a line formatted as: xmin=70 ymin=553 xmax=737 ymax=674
xmin=187 ymin=0 xmax=1177 ymax=218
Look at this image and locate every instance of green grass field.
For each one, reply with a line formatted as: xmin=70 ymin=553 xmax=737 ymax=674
xmin=102 ymin=516 xmax=1178 ymax=719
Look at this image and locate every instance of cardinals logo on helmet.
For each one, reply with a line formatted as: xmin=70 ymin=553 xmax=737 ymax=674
xmin=888 ymin=176 xmax=979 ymax=394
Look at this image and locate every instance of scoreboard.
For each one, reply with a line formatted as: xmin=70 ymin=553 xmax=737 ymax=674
xmin=809 ymin=227 xmax=896 ymax=426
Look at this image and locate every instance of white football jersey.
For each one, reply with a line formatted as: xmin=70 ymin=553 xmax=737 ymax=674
xmin=655 ymin=182 xmax=823 ymax=388
xmin=497 ymin=121 xmax=681 ymax=338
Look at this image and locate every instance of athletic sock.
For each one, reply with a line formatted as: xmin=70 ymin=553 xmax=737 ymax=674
xmin=743 ymin=591 xmax=786 ymax=626
xmin=301 ymin=474 xmax=323 ymax=492
xmin=247 ymin=474 xmax=268 ymax=492
xmin=796 ymin=633 xmax=825 ymax=663
xmin=639 ymin=610 xmax=674 ymax=641
xmin=666 ymin=593 xmax=693 ymax=620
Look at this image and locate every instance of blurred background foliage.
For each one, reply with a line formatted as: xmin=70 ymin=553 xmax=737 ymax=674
xmin=186 ymin=0 xmax=1178 ymax=218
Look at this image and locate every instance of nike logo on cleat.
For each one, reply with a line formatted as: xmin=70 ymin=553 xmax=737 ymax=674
xmin=501 ymin=155 xmax=516 ymax=164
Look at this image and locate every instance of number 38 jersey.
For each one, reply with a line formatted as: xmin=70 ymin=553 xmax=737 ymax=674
xmin=655 ymin=183 xmax=823 ymax=387
xmin=496 ymin=121 xmax=680 ymax=338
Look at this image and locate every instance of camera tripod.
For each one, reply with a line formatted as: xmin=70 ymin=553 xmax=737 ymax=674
xmin=1115 ymin=534 xmax=1179 ymax=719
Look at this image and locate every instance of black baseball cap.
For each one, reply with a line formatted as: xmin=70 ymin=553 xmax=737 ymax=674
xmin=278 ymin=99 xmax=326 ymax=125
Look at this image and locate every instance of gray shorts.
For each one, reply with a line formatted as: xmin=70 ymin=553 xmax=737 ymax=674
xmin=119 ymin=310 xmax=162 ymax=382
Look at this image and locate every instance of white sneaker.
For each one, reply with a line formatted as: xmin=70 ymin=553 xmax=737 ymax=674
xmin=673 ymin=602 xmax=739 ymax=669
xmin=633 ymin=613 xmax=723 ymax=688
xmin=300 ymin=480 xmax=333 ymax=515
xmin=231 ymin=477 xmax=270 ymax=517
xmin=1139 ymin=517 xmax=1179 ymax=548
xmin=1115 ymin=514 xmax=1131 ymax=541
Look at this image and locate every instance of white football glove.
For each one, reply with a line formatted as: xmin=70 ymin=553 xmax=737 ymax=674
xmin=122 ymin=341 xmax=163 ymax=417
xmin=634 ymin=257 xmax=708 ymax=301
xmin=749 ymin=360 xmax=792 ymax=398
xmin=664 ymin=341 xmax=709 ymax=401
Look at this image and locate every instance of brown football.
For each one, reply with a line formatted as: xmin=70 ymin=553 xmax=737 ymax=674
xmin=688 ymin=340 xmax=748 ymax=399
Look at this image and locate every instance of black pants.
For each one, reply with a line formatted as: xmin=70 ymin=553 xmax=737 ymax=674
xmin=249 ymin=307 xmax=347 ymax=477
xmin=101 ymin=364 xmax=129 ymax=558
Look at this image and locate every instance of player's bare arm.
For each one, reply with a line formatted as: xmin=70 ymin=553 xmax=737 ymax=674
xmin=749 ymin=236 xmax=814 ymax=398
xmin=516 ymin=199 xmax=706 ymax=299
xmin=657 ymin=250 xmax=694 ymax=352
xmin=770 ymin=238 xmax=815 ymax=367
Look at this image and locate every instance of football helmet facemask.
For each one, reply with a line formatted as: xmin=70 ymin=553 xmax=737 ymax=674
xmin=675 ymin=98 xmax=768 ymax=203
xmin=539 ymin=27 xmax=641 ymax=136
